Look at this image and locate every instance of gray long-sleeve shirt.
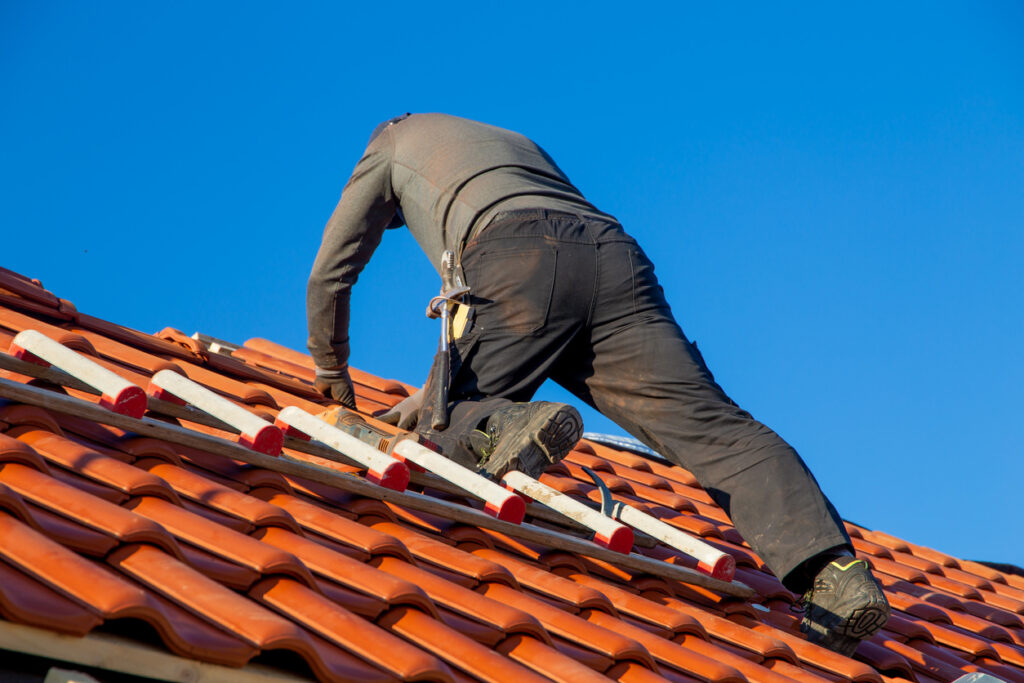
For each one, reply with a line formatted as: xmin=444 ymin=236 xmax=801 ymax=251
xmin=307 ymin=113 xmax=615 ymax=370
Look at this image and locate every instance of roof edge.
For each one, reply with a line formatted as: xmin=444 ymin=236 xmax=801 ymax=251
xmin=0 ymin=619 xmax=305 ymax=682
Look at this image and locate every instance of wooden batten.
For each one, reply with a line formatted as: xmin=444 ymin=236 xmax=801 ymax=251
xmin=0 ymin=371 xmax=754 ymax=598
xmin=0 ymin=620 xmax=305 ymax=682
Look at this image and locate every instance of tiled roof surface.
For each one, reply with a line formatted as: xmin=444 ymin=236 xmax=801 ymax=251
xmin=1 ymin=265 xmax=1023 ymax=683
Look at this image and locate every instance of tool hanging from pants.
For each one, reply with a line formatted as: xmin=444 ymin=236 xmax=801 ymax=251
xmin=420 ymin=250 xmax=471 ymax=430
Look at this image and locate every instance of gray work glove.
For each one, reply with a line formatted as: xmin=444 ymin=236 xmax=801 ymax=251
xmin=314 ymin=366 xmax=357 ymax=410
xmin=377 ymin=387 xmax=424 ymax=430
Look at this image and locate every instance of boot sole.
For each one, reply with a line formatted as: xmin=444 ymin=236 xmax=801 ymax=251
xmin=834 ymin=601 xmax=890 ymax=640
xmin=481 ymin=404 xmax=582 ymax=480
xmin=811 ymin=594 xmax=890 ymax=656
xmin=531 ymin=405 xmax=584 ymax=463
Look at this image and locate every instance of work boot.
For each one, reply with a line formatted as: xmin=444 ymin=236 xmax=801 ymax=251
xmin=470 ymin=402 xmax=582 ymax=480
xmin=799 ymin=558 xmax=891 ymax=656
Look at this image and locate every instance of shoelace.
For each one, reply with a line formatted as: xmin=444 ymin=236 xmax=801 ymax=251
xmin=790 ymin=593 xmax=810 ymax=615
xmin=791 ymin=576 xmax=827 ymax=615
xmin=470 ymin=427 xmax=500 ymax=462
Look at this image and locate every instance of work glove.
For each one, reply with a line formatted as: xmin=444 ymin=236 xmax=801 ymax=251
xmin=314 ymin=366 xmax=357 ymax=410
xmin=377 ymin=386 xmax=424 ymax=430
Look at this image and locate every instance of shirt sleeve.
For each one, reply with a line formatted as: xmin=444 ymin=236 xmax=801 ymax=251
xmin=306 ymin=131 xmax=397 ymax=370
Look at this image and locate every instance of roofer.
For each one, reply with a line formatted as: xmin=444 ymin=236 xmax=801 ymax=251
xmin=307 ymin=113 xmax=890 ymax=655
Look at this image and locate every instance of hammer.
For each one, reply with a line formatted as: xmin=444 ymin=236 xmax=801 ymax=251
xmin=422 ymin=250 xmax=469 ymax=430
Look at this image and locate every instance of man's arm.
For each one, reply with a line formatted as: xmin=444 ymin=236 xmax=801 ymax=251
xmin=307 ymin=132 xmax=398 ymax=406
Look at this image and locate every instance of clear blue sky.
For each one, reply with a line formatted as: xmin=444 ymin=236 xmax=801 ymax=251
xmin=3 ymin=3 xmax=1022 ymax=568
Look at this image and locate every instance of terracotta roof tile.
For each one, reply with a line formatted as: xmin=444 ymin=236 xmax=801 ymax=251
xmin=446 ymin=521 xmax=498 ymax=548
xmin=375 ymin=521 xmax=519 ymax=586
xmin=256 ymin=527 xmax=422 ymax=604
xmin=0 ymin=463 xmax=183 ymax=556
xmin=0 ymin=532 xmax=260 ymax=667
xmin=668 ymin=601 xmax=798 ymax=663
xmin=568 ymin=572 xmax=707 ymax=638
xmin=478 ymin=527 xmax=556 ymax=563
xmin=379 ymin=501 xmax=448 ymax=530
xmin=973 ymin=658 xmax=1024 ymax=683
xmin=888 ymin=550 xmax=944 ymax=576
xmin=135 ymin=458 xmax=300 ymax=530
xmin=868 ymin=634 xmax=967 ymax=682
xmin=607 ymin=659 xmax=678 ymax=683
xmin=882 ymin=587 xmax=953 ymax=623
xmin=251 ymin=489 xmax=412 ymax=560
xmin=584 ymin=608 xmax=744 ymax=683
xmin=496 ymin=632 xmax=613 ymax=682
xmin=550 ymin=635 xmax=617 ymax=671
xmin=1 ymin=272 xmax=1022 ymax=682
xmin=674 ymin=633 xmax=804 ymax=683
xmin=960 ymin=559 xmax=1011 ymax=583
xmin=761 ymin=659 xmax=840 ymax=683
xmin=741 ymin=612 xmax=883 ymax=683
xmin=645 ymin=460 xmax=700 ymax=488
xmin=231 ymin=346 xmax=316 ymax=382
xmin=851 ymin=537 xmax=895 ymax=561
xmin=479 ymin=581 xmax=658 ymax=670
xmin=902 ymin=542 xmax=961 ymax=570
xmin=920 ymin=573 xmax=984 ymax=600
xmin=311 ymin=576 xmax=387 ymax=618
xmin=989 ymin=581 xmax=1024 ymax=603
xmin=15 ymin=428 xmax=179 ymax=500
xmin=440 ymin=605 xmax=508 ymax=646
xmin=882 ymin=612 xmax=936 ymax=643
xmin=178 ymin=497 xmax=255 ymax=533
xmin=250 ymin=575 xmax=453 ymax=681
xmin=956 ymin=599 xmax=1024 ymax=630
xmin=990 ymin=640 xmax=1024 ymax=669
xmin=971 ymin=588 xmax=1024 ymax=615
xmin=0 ymin=515 xmax=252 ymax=663
xmin=243 ymin=338 xmax=414 ymax=398
xmin=913 ymin=618 xmax=1000 ymax=659
xmin=859 ymin=531 xmax=912 ymax=555
xmin=583 ymin=442 xmax=654 ymax=473
xmin=23 ymin=502 xmax=119 ymax=556
xmin=51 ymin=467 xmax=129 ymax=503
xmin=374 ymin=555 xmax=548 ymax=640
xmin=0 ymin=432 xmax=51 ymax=470
xmin=124 ymin=496 xmax=317 ymax=588
xmin=862 ymin=554 xmax=928 ymax=584
xmin=540 ymin=470 xmax=599 ymax=497
xmin=0 ymin=267 xmax=60 ymax=307
xmin=473 ymin=548 xmax=616 ymax=612
xmin=379 ymin=605 xmax=549 ymax=682
xmin=177 ymin=541 xmax=261 ymax=589
xmin=109 ymin=543 xmax=388 ymax=678
xmin=0 ymin=558 xmax=101 ymax=636
xmin=0 ymin=403 xmax=65 ymax=435
xmin=855 ymin=640 xmax=916 ymax=679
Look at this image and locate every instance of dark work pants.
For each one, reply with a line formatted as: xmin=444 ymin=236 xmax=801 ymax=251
xmin=421 ymin=210 xmax=851 ymax=590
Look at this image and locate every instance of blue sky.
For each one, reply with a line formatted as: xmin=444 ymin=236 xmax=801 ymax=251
xmin=3 ymin=2 xmax=1022 ymax=568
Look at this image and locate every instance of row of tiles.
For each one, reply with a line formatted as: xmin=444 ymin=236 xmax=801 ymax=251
xmin=1 ymin=275 xmax=1024 ymax=683
xmin=0 ymin=400 xmax=863 ymax=683
xmin=2 ymin=384 xmax=1024 ymax=683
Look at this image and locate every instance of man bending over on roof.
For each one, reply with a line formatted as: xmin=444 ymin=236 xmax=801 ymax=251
xmin=306 ymin=113 xmax=890 ymax=655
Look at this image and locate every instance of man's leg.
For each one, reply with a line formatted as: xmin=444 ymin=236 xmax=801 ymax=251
xmin=550 ymin=238 xmax=853 ymax=589
xmin=557 ymin=316 xmax=854 ymax=586
xmin=551 ymin=237 xmax=888 ymax=653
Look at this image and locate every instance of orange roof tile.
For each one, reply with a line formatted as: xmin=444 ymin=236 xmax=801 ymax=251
xmin=0 ymin=266 xmax=1022 ymax=682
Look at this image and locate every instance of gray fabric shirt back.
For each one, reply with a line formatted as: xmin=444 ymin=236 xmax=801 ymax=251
xmin=307 ymin=113 xmax=615 ymax=369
